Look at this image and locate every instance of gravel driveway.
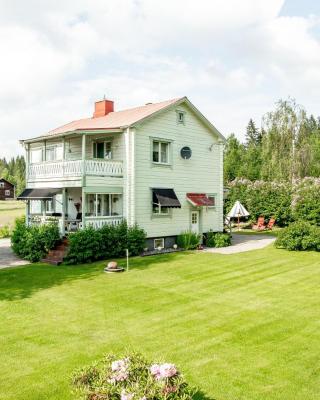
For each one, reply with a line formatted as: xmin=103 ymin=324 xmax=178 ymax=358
xmin=0 ymin=239 xmax=29 ymax=269
xmin=204 ymin=233 xmax=276 ymax=254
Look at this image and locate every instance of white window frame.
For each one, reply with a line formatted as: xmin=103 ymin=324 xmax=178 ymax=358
xmin=176 ymin=110 xmax=185 ymax=124
xmin=207 ymin=194 xmax=217 ymax=208
xmin=154 ymin=238 xmax=165 ymax=250
xmin=152 ymin=202 xmax=170 ymax=215
xmin=93 ymin=141 xmax=112 ymax=160
xmin=45 ymin=199 xmax=54 ymax=213
xmin=44 ymin=145 xmax=63 ymax=162
xmin=85 ymin=193 xmax=122 ymax=218
xmin=5 ymin=189 xmax=10 ymax=196
xmin=0 ymin=182 xmax=4 ymax=188
xmin=30 ymin=147 xmax=43 ymax=164
xmin=152 ymin=140 xmax=170 ymax=165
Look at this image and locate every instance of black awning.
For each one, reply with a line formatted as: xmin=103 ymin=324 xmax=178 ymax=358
xmin=153 ymin=188 xmax=181 ymax=208
xmin=17 ymin=188 xmax=61 ymax=200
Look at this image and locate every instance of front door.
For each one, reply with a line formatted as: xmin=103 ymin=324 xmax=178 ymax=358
xmin=191 ymin=210 xmax=200 ymax=234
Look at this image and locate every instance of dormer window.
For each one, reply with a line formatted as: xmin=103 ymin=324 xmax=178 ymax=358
xmin=177 ymin=110 xmax=185 ymax=124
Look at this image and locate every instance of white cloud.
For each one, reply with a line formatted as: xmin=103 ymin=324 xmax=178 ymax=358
xmin=1 ymin=0 xmax=320 ymax=157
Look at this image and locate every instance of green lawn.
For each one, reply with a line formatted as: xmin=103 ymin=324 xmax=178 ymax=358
xmin=1 ymin=247 xmax=320 ymax=400
xmin=0 ymin=200 xmax=24 ymax=228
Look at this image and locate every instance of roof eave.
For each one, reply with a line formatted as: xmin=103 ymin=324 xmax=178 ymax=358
xmin=20 ymin=128 xmax=124 ymax=144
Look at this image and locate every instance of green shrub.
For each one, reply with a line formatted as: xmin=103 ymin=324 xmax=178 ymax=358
xmin=177 ymin=231 xmax=200 ymax=250
xmin=11 ymin=217 xmax=60 ymax=262
xmin=0 ymin=224 xmax=11 ymax=238
xmin=275 ymin=221 xmax=320 ymax=251
xmin=72 ymin=352 xmax=195 ymax=400
xmin=65 ymin=221 xmax=146 ymax=264
xmin=205 ymin=232 xmax=231 ymax=248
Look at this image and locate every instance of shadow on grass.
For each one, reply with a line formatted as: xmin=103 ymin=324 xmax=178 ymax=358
xmin=0 ymin=251 xmax=191 ymax=302
xmin=193 ymin=389 xmax=216 ymax=400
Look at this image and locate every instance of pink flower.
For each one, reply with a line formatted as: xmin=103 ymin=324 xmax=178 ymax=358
xmin=159 ymin=363 xmax=177 ymax=378
xmin=150 ymin=364 xmax=160 ymax=376
xmin=112 ymin=359 xmax=128 ymax=372
xmin=121 ymin=391 xmax=134 ymax=400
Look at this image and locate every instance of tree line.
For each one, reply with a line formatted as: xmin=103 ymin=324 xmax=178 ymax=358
xmin=0 ymin=156 xmax=26 ymax=196
xmin=224 ymin=98 xmax=320 ymax=183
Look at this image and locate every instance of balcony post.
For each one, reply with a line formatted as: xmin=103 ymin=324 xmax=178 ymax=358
xmin=61 ymin=188 xmax=66 ymax=236
xmin=82 ymin=134 xmax=86 ymax=175
xmin=62 ymin=136 xmax=66 ymax=177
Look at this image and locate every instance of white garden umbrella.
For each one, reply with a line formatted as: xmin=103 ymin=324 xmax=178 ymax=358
xmin=226 ymin=200 xmax=250 ymax=231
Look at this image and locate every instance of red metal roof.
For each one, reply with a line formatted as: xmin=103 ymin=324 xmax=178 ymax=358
xmin=44 ymin=97 xmax=184 ymax=137
xmin=187 ymin=193 xmax=215 ymax=207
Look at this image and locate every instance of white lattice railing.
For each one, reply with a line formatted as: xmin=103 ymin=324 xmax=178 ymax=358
xmin=85 ymin=216 xmax=123 ymax=229
xmin=28 ymin=159 xmax=123 ymax=179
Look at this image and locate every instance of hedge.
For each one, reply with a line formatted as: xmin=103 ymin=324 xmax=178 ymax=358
xmin=65 ymin=221 xmax=146 ymax=264
xmin=226 ymin=177 xmax=320 ymax=226
xmin=11 ymin=217 xmax=60 ymax=262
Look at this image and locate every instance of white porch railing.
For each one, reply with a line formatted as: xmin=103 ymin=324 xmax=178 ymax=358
xmin=28 ymin=159 xmax=123 ymax=180
xmin=85 ymin=216 xmax=123 ymax=229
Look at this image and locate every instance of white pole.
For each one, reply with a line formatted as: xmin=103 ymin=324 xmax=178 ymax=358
xmin=126 ymin=249 xmax=129 ymax=272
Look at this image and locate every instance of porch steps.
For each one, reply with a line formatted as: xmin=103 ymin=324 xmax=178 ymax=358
xmin=41 ymin=238 xmax=69 ymax=265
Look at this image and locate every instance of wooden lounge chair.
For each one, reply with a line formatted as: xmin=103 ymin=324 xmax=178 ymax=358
xmin=265 ymin=218 xmax=276 ymax=230
xmin=252 ymin=217 xmax=265 ymax=230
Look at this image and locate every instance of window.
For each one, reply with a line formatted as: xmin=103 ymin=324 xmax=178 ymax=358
xmin=45 ymin=146 xmax=63 ymax=161
xmin=85 ymin=193 xmax=122 ymax=217
xmin=0 ymin=182 xmax=4 ymax=188
xmin=177 ymin=111 xmax=185 ymax=124
xmin=30 ymin=148 xmax=43 ymax=163
xmin=152 ymin=202 xmax=169 ymax=215
xmin=154 ymin=238 xmax=164 ymax=250
xmin=45 ymin=200 xmax=53 ymax=213
xmin=207 ymin=194 xmax=216 ymax=207
xmin=5 ymin=190 xmax=10 ymax=196
xmin=152 ymin=140 xmax=169 ymax=164
xmin=93 ymin=141 xmax=112 ymax=159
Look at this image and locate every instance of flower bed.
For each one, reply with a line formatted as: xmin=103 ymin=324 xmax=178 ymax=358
xmin=72 ymin=352 xmax=195 ymax=400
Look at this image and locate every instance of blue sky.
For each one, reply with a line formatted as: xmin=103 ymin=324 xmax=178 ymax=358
xmin=0 ymin=0 xmax=320 ymax=157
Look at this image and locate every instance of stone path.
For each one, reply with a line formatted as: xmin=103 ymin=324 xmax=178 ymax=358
xmin=204 ymin=233 xmax=276 ymax=255
xmin=0 ymin=238 xmax=29 ymax=269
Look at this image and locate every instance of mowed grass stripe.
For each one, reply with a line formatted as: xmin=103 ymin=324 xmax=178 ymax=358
xmin=0 ymin=247 xmax=320 ymax=400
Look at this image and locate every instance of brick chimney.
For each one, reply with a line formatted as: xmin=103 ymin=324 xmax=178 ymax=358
xmin=93 ymin=99 xmax=114 ymax=118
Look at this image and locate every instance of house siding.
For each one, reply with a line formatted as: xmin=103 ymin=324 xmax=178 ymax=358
xmin=134 ymin=103 xmax=223 ymax=238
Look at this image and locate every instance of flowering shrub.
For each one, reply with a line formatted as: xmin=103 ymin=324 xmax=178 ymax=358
xmin=72 ymin=353 xmax=194 ymax=400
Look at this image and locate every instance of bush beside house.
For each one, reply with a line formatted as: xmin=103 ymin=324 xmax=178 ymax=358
xmin=11 ymin=217 xmax=60 ymax=262
xmin=65 ymin=221 xmax=146 ymax=264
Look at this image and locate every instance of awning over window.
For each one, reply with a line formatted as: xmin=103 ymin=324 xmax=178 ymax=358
xmin=153 ymin=188 xmax=181 ymax=208
xmin=187 ymin=193 xmax=215 ymax=207
xmin=17 ymin=188 xmax=61 ymax=200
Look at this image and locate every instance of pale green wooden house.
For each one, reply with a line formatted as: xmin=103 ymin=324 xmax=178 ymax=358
xmin=19 ymin=96 xmax=225 ymax=250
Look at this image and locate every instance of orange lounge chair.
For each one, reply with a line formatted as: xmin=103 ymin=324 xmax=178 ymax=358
xmin=252 ymin=217 xmax=265 ymax=230
xmin=265 ymin=218 xmax=276 ymax=230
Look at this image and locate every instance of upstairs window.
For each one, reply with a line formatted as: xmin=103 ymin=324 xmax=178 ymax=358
xmin=152 ymin=140 xmax=169 ymax=164
xmin=45 ymin=145 xmax=63 ymax=162
xmin=0 ymin=182 xmax=4 ymax=188
xmin=93 ymin=141 xmax=112 ymax=159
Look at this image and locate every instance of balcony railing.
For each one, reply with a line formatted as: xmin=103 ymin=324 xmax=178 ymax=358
xmin=85 ymin=216 xmax=123 ymax=229
xmin=28 ymin=159 xmax=123 ymax=180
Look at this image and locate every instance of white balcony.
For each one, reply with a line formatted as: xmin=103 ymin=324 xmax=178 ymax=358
xmin=28 ymin=159 xmax=123 ymax=180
